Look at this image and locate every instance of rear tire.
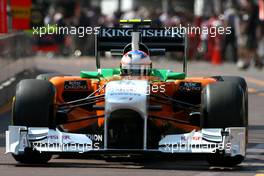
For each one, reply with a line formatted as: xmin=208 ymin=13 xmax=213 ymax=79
xmin=12 ymin=79 xmax=55 ymax=163
xmin=201 ymin=81 xmax=246 ymax=166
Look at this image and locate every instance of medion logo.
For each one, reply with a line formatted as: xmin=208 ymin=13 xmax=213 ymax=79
xmin=101 ymin=28 xmax=183 ymax=38
xmin=87 ymin=134 xmax=103 ymax=142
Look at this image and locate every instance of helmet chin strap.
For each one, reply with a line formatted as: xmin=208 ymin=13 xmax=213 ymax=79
xmin=131 ymin=32 xmax=140 ymax=51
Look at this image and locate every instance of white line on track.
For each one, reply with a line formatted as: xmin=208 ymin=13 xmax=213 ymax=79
xmin=0 ymin=77 xmax=16 ymax=90
xmin=194 ymin=172 xmax=219 ymax=176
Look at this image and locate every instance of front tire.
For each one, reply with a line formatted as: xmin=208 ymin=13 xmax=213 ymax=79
xmin=201 ymin=81 xmax=246 ymax=166
xmin=212 ymin=76 xmax=248 ymax=127
xmin=12 ymin=149 xmax=52 ymax=164
xmin=12 ymin=79 xmax=55 ymax=163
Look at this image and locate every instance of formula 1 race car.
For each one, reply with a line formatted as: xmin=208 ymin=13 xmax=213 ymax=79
xmin=6 ymin=19 xmax=248 ymax=166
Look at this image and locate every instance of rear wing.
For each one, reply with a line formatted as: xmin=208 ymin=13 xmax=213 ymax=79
xmin=95 ymin=27 xmax=188 ymax=73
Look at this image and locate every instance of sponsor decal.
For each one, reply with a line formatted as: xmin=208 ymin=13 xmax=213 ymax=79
xmin=87 ymin=134 xmax=103 ymax=142
xmin=101 ymin=28 xmax=183 ymax=38
xmin=181 ymin=136 xmax=201 ymax=141
xmin=47 ymin=135 xmax=70 ymax=140
xmin=181 ymin=136 xmax=188 ymax=141
xmin=179 ymin=82 xmax=202 ymax=92
xmin=64 ymin=80 xmax=88 ymax=90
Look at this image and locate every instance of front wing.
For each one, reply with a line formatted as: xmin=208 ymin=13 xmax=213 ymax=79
xmin=6 ymin=126 xmax=246 ymax=157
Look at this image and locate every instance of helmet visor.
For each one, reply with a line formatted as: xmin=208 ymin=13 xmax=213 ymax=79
xmin=121 ymin=64 xmax=152 ymax=76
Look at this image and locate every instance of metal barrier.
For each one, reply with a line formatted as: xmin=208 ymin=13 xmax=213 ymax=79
xmin=0 ymin=32 xmax=34 ymax=106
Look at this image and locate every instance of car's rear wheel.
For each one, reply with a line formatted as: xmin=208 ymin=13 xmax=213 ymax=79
xmin=12 ymin=79 xmax=55 ymax=163
xmin=201 ymin=81 xmax=246 ymax=166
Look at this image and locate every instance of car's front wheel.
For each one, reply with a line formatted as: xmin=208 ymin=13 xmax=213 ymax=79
xmin=201 ymin=81 xmax=247 ymax=166
xmin=12 ymin=79 xmax=55 ymax=163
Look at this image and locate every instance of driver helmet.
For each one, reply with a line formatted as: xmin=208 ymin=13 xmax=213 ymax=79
xmin=120 ymin=50 xmax=152 ymax=76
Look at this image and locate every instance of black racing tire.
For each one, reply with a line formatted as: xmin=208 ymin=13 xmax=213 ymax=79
xmin=13 ymin=79 xmax=55 ymax=127
xmin=12 ymin=79 xmax=55 ymax=164
xmin=36 ymin=73 xmax=68 ymax=80
xmin=12 ymin=149 xmax=52 ymax=164
xmin=212 ymin=76 xmax=248 ymax=143
xmin=212 ymin=76 xmax=248 ymax=126
xmin=201 ymin=81 xmax=246 ymax=128
xmin=206 ymin=153 xmax=244 ymax=167
xmin=201 ymin=81 xmax=246 ymax=166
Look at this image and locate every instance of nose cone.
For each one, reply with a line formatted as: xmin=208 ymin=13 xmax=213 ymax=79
xmin=105 ymin=80 xmax=148 ymax=115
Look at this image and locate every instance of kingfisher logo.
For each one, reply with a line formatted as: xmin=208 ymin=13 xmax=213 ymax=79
xmin=100 ymin=28 xmax=183 ymax=38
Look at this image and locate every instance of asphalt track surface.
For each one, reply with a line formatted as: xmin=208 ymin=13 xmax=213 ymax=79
xmin=0 ymin=57 xmax=263 ymax=176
